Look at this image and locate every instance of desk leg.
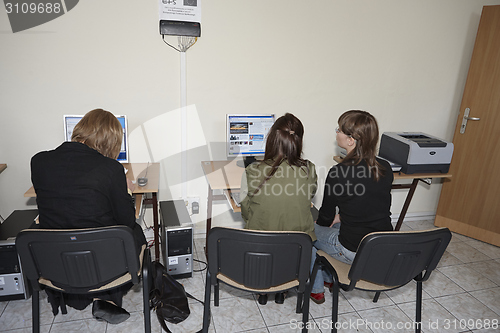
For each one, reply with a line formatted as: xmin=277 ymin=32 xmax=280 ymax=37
xmin=205 ymin=185 xmax=213 ymax=254
xmin=394 ymin=179 xmax=419 ymax=231
xmin=152 ymin=193 xmax=160 ymax=262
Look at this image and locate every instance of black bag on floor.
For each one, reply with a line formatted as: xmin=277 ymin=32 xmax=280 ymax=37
xmin=149 ymin=261 xmax=204 ymax=333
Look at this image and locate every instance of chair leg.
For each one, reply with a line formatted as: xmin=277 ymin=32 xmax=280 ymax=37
xmin=331 ymin=282 xmax=339 ymax=333
xmin=317 ymin=256 xmax=339 ymax=333
xmin=142 ymin=250 xmax=152 ymax=333
xmin=32 ymin=289 xmax=40 ymax=333
xmin=202 ymin=271 xmax=212 ymax=333
xmin=214 ymin=281 xmax=220 ymax=307
xmin=373 ymin=291 xmax=381 ymax=303
xmin=302 ymin=282 xmax=311 ymax=333
xmin=415 ymin=280 xmax=422 ymax=333
xmin=296 ymin=291 xmax=303 ymax=313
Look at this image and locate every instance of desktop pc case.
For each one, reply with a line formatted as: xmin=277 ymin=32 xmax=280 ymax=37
xmin=164 ymin=226 xmax=193 ymax=279
xmin=160 ymin=200 xmax=193 ymax=279
xmin=0 ymin=210 xmax=37 ymax=301
xmin=0 ymin=240 xmax=30 ymax=301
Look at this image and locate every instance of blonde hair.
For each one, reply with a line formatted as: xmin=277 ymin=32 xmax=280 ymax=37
xmin=71 ymin=109 xmax=123 ymax=159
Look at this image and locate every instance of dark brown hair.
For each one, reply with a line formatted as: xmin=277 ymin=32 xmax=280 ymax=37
xmin=338 ymin=110 xmax=385 ymax=181
xmin=71 ymin=109 xmax=123 ymax=159
xmin=250 ymin=113 xmax=309 ymax=195
xmin=264 ymin=113 xmax=307 ymax=168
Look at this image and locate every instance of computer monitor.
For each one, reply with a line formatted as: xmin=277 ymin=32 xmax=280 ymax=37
xmin=63 ymin=114 xmax=129 ymax=163
xmin=226 ymin=114 xmax=275 ymax=166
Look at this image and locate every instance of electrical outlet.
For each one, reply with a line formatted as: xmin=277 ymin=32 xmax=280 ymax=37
xmin=187 ymin=197 xmax=200 ymax=214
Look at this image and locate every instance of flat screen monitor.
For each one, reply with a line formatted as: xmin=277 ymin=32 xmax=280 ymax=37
xmin=63 ymin=114 xmax=129 ymax=163
xmin=226 ymin=114 xmax=275 ymax=159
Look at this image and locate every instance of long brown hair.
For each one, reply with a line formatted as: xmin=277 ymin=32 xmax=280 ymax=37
xmin=252 ymin=113 xmax=309 ymax=195
xmin=338 ymin=110 xmax=385 ymax=181
xmin=71 ymin=109 xmax=123 ymax=159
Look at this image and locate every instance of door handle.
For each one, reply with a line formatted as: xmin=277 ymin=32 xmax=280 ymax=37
xmin=460 ymin=108 xmax=480 ymax=134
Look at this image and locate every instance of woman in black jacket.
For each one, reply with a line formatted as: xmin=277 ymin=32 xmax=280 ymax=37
xmin=310 ymin=110 xmax=393 ymax=304
xmin=31 ymin=109 xmax=146 ymax=324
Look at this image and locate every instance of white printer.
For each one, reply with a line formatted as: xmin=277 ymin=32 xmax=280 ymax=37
xmin=379 ymin=132 xmax=453 ymax=174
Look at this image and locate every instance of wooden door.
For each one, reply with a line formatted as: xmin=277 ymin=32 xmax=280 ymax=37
xmin=435 ymin=5 xmax=500 ymax=246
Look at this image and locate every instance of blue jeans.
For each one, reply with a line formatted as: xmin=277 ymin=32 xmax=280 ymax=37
xmin=310 ymin=223 xmax=356 ymax=294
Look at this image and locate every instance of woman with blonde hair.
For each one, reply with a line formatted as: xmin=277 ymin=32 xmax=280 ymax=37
xmin=310 ymin=110 xmax=393 ymax=304
xmin=31 ymin=109 xmax=146 ymax=324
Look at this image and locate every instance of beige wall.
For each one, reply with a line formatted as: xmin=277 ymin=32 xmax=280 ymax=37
xmin=1 ymin=0 xmax=499 ymax=227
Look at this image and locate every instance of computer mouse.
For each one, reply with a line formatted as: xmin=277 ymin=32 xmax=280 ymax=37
xmin=138 ymin=177 xmax=148 ymax=187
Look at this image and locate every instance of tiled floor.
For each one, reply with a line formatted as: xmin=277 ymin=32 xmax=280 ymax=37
xmin=1 ymin=218 xmax=500 ymax=332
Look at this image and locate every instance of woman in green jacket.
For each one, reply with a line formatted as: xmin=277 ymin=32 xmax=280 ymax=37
xmin=240 ymin=113 xmax=318 ymax=305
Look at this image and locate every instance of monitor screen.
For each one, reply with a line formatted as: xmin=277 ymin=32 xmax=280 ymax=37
xmin=63 ymin=114 xmax=129 ymax=163
xmin=226 ymin=114 xmax=275 ymax=158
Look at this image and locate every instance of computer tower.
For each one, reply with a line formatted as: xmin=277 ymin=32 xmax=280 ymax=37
xmin=0 ymin=240 xmax=29 ymax=301
xmin=160 ymin=200 xmax=193 ymax=279
xmin=0 ymin=209 xmax=38 ymax=301
xmin=165 ymin=226 xmax=193 ymax=279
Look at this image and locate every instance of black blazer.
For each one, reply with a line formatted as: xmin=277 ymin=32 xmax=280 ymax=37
xmin=31 ymin=142 xmax=146 ymax=249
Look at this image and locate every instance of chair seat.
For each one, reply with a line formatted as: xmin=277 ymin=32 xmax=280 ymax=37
xmin=39 ymin=273 xmax=133 ymax=293
xmin=217 ymin=273 xmax=299 ymax=293
xmin=317 ymin=250 xmax=397 ymax=291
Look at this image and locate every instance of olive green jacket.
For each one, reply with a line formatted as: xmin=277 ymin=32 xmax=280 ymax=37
xmin=240 ymin=159 xmax=317 ymax=241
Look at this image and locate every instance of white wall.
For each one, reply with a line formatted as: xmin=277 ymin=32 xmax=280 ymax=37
xmin=1 ymin=0 xmax=499 ymax=229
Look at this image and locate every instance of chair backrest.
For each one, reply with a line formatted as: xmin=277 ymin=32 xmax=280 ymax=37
xmin=207 ymin=227 xmax=312 ymax=292
xmin=15 ymin=226 xmax=141 ymax=293
xmin=348 ymin=227 xmax=452 ymax=287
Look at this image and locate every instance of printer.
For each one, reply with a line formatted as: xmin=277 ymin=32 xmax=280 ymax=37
xmin=379 ymin=132 xmax=453 ymax=174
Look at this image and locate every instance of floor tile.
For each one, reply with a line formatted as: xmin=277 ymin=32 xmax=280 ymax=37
xmin=398 ymin=298 xmax=461 ymax=333
xmin=437 ymin=251 xmax=464 ymax=268
xmin=470 ymin=287 xmax=500 ymax=316
xmin=49 ymin=318 xmax=107 ymax=333
xmin=210 ymin=294 xmax=267 ymax=332
xmin=435 ymin=292 xmax=500 ymax=330
xmin=463 ymin=239 xmax=500 ymax=260
xmin=341 ymin=289 xmax=395 ymax=311
xmin=108 ymin=311 xmax=162 ymax=333
xmin=449 ymin=232 xmax=472 ymax=243
xmin=438 ymin=264 xmax=497 ymax=292
xmin=356 ymin=305 xmax=414 ymax=333
xmin=385 ymin=280 xmax=431 ymax=304
xmin=267 ymin=319 xmax=323 ymax=332
xmin=0 ymin=295 xmax=53 ymax=330
xmin=405 ymin=220 xmax=437 ymax=231
xmin=445 ymin=242 xmax=491 ymax=263
xmin=466 ymin=260 xmax=500 ymax=285
xmin=257 ymin=293 xmax=304 ymax=327
xmin=423 ymin=270 xmax=465 ymax=297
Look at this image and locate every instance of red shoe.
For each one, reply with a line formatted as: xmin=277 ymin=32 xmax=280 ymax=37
xmin=310 ymin=292 xmax=325 ymax=304
xmin=324 ymin=282 xmax=333 ymax=292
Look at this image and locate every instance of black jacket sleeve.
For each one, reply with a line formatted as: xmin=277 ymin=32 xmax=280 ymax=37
xmin=316 ymin=166 xmax=339 ymax=226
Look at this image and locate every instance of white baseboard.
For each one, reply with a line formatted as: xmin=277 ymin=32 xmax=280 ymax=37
xmin=391 ymin=211 xmax=435 ymax=223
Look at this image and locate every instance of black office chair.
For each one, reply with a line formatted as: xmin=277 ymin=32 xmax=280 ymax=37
xmin=310 ymin=227 xmax=451 ymax=333
xmin=15 ymin=226 xmax=152 ymax=333
xmin=202 ymin=227 xmax=313 ymax=333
